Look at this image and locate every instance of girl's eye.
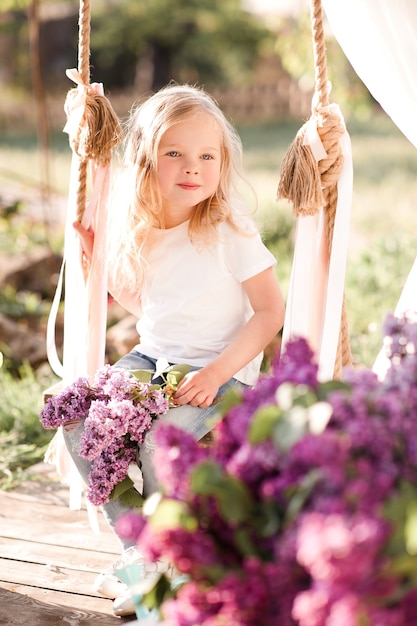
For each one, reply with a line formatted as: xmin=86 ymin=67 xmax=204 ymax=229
xmin=167 ymin=151 xmax=179 ymax=157
xmin=201 ymin=154 xmax=213 ymax=160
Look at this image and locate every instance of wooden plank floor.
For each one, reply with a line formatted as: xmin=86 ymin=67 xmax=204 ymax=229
xmin=0 ymin=463 xmax=136 ymax=625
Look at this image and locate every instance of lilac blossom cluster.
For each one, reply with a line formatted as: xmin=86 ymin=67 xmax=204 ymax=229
xmin=116 ymin=313 xmax=417 ymax=625
xmin=40 ymin=365 xmax=169 ymax=506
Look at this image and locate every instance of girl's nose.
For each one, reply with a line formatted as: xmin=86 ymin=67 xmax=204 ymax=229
xmin=184 ymin=160 xmax=199 ymax=174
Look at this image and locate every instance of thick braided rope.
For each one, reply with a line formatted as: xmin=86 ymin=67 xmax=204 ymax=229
xmin=65 ymin=0 xmax=122 ymax=225
xmin=310 ymin=0 xmax=328 ymax=109
xmin=311 ymin=0 xmax=352 ymax=376
xmin=278 ymin=0 xmax=352 ymax=377
xmin=74 ymin=0 xmax=90 ymax=223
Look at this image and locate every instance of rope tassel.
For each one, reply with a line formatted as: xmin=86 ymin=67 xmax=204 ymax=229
xmin=64 ymin=69 xmax=122 ymax=167
xmin=277 ymin=124 xmax=324 ymax=217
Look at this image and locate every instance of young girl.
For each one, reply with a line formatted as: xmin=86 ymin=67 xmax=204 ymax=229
xmin=67 ymin=83 xmax=285 ymax=615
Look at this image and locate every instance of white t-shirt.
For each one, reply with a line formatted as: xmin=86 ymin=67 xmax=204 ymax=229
xmin=135 ymin=220 xmax=276 ymax=385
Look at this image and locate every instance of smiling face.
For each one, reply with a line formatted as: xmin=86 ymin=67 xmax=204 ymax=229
xmin=156 ymin=112 xmax=222 ymax=227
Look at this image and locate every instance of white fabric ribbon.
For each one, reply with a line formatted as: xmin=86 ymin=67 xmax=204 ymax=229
xmin=302 ymin=116 xmax=328 ymax=161
xmin=45 ymin=68 xmax=111 ymax=517
xmin=282 ymin=104 xmax=353 ymax=381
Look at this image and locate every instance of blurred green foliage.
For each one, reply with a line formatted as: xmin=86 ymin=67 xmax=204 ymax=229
xmin=0 ymin=362 xmax=55 ymax=489
xmin=274 ymin=12 xmax=376 ymax=119
xmin=90 ymin=0 xmax=273 ymax=90
xmin=0 ymin=1 xmax=373 ymax=120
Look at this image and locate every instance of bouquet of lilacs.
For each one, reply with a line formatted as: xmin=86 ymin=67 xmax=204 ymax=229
xmin=40 ymin=364 xmax=180 ymax=507
xmin=115 ymin=313 xmax=417 ymax=626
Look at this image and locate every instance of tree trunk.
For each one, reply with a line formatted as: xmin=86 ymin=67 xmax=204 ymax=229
xmin=151 ymin=41 xmax=174 ymax=91
xmin=28 ymin=0 xmax=52 ymax=235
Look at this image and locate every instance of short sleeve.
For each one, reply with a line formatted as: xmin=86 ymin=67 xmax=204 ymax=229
xmin=220 ymin=227 xmax=277 ymax=283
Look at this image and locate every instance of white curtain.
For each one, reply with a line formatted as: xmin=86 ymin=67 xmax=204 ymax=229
xmin=322 ymin=0 xmax=417 ymax=150
xmin=322 ymin=0 xmax=417 ymax=376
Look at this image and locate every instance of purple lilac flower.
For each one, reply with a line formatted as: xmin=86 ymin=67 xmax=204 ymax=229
xmin=115 ymin=512 xmax=147 ymax=545
xmin=272 ymin=336 xmax=319 ymax=389
xmin=110 ymin=321 xmax=417 ymax=624
xmin=220 ymin=438 xmax=281 ymax=489
xmin=127 ymin=407 xmax=153 ymax=443
xmin=153 ymin=424 xmax=208 ymax=499
xmin=292 ymin=511 xmax=397 ymax=625
xmin=40 ymin=376 xmax=94 ymax=429
xmin=160 ymin=581 xmax=218 ymax=626
xmin=402 ymin=589 xmax=417 ymax=626
xmin=40 ymin=365 xmax=170 ymax=507
xmin=143 ymin=526 xmax=227 ymax=577
xmin=92 ymin=364 xmax=133 ymax=399
xmin=161 ymin=559 xmax=294 ymax=626
xmin=87 ymin=443 xmax=137 ymax=506
xmin=142 ymin=388 xmax=170 ymax=415
xmin=79 ymin=399 xmax=134 ymax=459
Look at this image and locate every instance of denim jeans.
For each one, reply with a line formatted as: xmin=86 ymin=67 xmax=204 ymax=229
xmin=63 ymin=350 xmax=247 ymax=547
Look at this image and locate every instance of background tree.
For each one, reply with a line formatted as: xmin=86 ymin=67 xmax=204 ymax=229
xmin=90 ymin=0 xmax=273 ymax=91
xmin=273 ymin=11 xmax=375 ymax=118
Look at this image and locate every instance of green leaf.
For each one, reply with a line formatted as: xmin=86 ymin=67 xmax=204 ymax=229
xmin=383 ymin=480 xmax=417 ymax=557
xmin=191 ymin=462 xmax=254 ymax=524
xmin=129 ymin=369 xmax=153 ymax=383
xmin=272 ymin=406 xmax=308 ymax=452
xmin=275 ymin=383 xmax=316 ymax=410
xmin=256 ymin=499 xmax=282 ymax=537
xmin=165 ymin=364 xmax=191 ymax=388
xmin=248 ymin=403 xmax=281 ymax=444
xmin=111 ymin=475 xmax=135 ymax=499
xmin=119 ymin=488 xmax=145 ymax=509
xmin=142 ymin=574 xmax=172 ymax=610
xmin=405 ymin=501 xmax=417 ymax=555
xmin=149 ymin=498 xmax=197 ymax=531
xmin=284 ymin=468 xmax=322 ymax=524
xmin=191 ymin=461 xmax=224 ymax=490
xmin=316 ymin=379 xmax=351 ymax=400
xmin=216 ymin=386 xmax=243 ymax=417
xmin=291 ymin=385 xmax=317 ymax=408
xmin=389 ymin=554 xmax=417 ymax=581
xmin=233 ymin=527 xmax=261 ymax=557
xmin=110 ymin=476 xmax=144 ymax=508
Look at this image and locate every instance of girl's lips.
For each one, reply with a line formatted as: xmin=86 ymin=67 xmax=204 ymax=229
xmin=178 ymin=183 xmax=200 ymax=190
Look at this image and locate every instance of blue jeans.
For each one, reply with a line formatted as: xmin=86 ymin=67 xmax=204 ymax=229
xmin=63 ymin=350 xmax=247 ymax=547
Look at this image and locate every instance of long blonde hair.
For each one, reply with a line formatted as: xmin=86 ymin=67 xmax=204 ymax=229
xmin=107 ymin=83 xmax=253 ymax=293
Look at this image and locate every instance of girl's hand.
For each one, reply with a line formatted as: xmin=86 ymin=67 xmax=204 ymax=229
xmin=173 ymin=369 xmax=220 ymax=408
xmin=73 ymin=221 xmax=94 ymax=261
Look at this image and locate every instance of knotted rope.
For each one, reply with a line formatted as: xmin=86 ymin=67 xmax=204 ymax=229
xmin=63 ymin=0 xmax=122 ymax=223
xmin=278 ymin=0 xmax=352 ymax=378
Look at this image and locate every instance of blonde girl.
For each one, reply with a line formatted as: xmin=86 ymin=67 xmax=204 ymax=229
xmin=68 ymin=83 xmax=285 ymax=615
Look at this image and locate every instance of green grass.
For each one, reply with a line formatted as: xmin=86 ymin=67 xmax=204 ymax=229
xmin=0 ymin=130 xmax=71 ymax=195
xmin=0 ymin=363 xmax=55 ymax=489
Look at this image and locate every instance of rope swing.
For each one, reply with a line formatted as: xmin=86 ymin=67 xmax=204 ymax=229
xmin=278 ymin=0 xmax=352 ymax=379
xmin=44 ymin=0 xmax=123 ymax=513
xmin=47 ymin=0 xmax=353 ymax=394
xmin=64 ymin=0 xmax=121 ymax=224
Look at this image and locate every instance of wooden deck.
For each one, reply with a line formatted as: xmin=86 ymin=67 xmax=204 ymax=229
xmin=0 ymin=463 xmax=136 ymax=625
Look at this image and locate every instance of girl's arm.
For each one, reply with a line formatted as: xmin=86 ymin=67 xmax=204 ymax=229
xmin=72 ymin=221 xmax=142 ymax=317
xmin=174 ymin=266 xmax=285 ymax=408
